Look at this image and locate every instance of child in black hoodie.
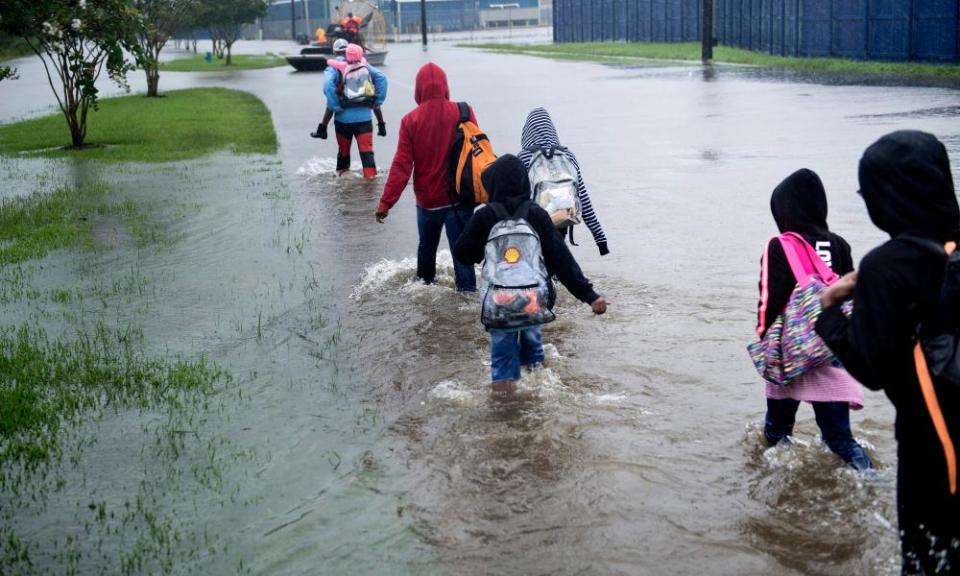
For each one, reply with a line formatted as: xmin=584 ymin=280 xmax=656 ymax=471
xmin=816 ymin=131 xmax=960 ymax=574
xmin=453 ymin=155 xmax=607 ymax=395
xmin=757 ymin=169 xmax=872 ymax=471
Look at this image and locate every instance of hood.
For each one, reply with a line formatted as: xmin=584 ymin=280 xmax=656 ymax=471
xmin=414 ymin=63 xmax=449 ymax=104
xmin=482 ymin=155 xmax=531 ymax=210
xmin=345 ymin=43 xmax=364 ymax=64
xmin=770 ymin=168 xmax=829 ymax=235
xmin=859 ymin=130 xmax=959 ymax=241
xmin=520 ymin=107 xmax=560 ymax=150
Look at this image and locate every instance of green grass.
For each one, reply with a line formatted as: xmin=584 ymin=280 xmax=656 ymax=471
xmin=0 ymin=182 xmax=155 ymax=265
xmin=461 ymin=42 xmax=960 ymax=83
xmin=0 ymin=87 xmax=278 ymax=162
xmin=0 ymin=34 xmax=32 ymax=62
xmin=159 ymin=52 xmax=288 ymax=72
xmin=0 ymin=322 xmax=228 ymax=470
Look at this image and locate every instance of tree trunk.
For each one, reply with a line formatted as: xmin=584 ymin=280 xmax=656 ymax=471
xmin=146 ymin=67 xmax=160 ymax=97
xmin=66 ymin=106 xmax=84 ymax=148
xmin=225 ymin=43 xmax=233 ymax=65
xmin=145 ymin=44 xmax=163 ymax=97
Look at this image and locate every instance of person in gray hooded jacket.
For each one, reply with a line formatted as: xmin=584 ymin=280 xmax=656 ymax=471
xmin=518 ymin=108 xmax=609 ymax=256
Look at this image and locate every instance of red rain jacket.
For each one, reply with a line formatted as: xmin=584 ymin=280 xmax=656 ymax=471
xmin=377 ymin=63 xmax=476 ymax=213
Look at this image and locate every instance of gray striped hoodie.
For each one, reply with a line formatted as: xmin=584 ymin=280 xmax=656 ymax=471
xmin=517 ymin=107 xmax=609 ymax=255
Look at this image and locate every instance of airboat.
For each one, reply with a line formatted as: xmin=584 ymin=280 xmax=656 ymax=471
xmin=286 ymin=1 xmax=388 ymax=72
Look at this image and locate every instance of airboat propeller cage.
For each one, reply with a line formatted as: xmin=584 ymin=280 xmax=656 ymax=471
xmin=333 ymin=1 xmax=388 ymax=55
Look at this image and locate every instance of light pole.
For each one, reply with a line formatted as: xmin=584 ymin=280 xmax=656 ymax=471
xmin=702 ymin=0 xmax=714 ymax=62
xmin=420 ymin=0 xmax=428 ymax=48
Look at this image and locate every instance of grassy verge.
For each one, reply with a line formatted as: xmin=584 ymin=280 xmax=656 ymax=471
xmin=462 ymin=42 xmax=960 ymax=84
xmin=159 ymin=52 xmax=287 ymax=72
xmin=0 ymin=87 xmax=278 ymax=162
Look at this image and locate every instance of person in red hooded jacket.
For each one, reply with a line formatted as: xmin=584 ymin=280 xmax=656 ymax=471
xmin=376 ymin=63 xmax=477 ymax=292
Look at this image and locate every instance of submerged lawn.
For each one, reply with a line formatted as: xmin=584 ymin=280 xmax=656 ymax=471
xmin=0 ymin=87 xmax=278 ymax=162
xmin=159 ymin=53 xmax=287 ymax=72
xmin=463 ymin=42 xmax=960 ymax=84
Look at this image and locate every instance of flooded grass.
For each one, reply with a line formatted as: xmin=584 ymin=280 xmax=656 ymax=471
xmin=463 ymin=42 xmax=960 ymax=86
xmin=0 ymin=322 xmax=228 ymax=472
xmin=159 ymin=53 xmax=288 ymax=72
xmin=0 ymin=181 xmax=158 ymax=265
xmin=0 ymin=88 xmax=278 ymax=162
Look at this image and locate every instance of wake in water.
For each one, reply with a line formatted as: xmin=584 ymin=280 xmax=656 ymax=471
xmin=296 ymin=157 xmax=385 ymax=181
xmin=351 ymin=250 xmax=464 ymax=300
xmin=741 ymin=422 xmax=899 ymax=575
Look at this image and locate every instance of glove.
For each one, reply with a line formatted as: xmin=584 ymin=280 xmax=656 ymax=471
xmin=598 ymin=241 xmax=610 ymax=256
xmin=310 ymin=123 xmax=328 ymax=139
xmin=377 ymin=122 xmax=387 ymax=137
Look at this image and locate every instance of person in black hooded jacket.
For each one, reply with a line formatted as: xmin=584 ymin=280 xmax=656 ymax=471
xmin=756 ymin=168 xmax=872 ymax=470
xmin=454 ymin=155 xmax=607 ymax=395
xmin=815 ymin=131 xmax=960 ymax=574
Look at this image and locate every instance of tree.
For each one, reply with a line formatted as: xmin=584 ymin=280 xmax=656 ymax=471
xmin=194 ymin=0 xmax=268 ymax=66
xmin=0 ymin=0 xmax=144 ymax=148
xmin=134 ymin=0 xmax=193 ymax=97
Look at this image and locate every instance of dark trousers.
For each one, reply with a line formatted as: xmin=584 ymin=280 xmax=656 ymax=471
xmin=765 ymin=399 xmax=873 ymax=470
xmin=334 ymin=121 xmax=375 ymax=178
xmin=416 ymin=206 xmax=476 ymax=292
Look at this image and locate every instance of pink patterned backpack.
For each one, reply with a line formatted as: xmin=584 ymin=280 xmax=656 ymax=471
xmin=748 ymin=232 xmax=851 ymax=386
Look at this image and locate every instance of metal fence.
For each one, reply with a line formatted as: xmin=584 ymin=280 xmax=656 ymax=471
xmin=553 ymin=0 xmax=960 ymax=61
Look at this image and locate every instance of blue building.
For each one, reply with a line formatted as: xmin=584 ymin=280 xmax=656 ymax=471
xmin=383 ymin=0 xmax=546 ymax=33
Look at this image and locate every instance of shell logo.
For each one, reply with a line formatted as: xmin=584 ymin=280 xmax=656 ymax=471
xmin=502 ymin=247 xmax=522 ymax=264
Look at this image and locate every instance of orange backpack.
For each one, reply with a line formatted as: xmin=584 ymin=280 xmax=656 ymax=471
xmin=448 ymin=102 xmax=496 ymax=206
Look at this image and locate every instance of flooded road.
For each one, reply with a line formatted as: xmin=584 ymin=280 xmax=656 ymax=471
xmin=1 ymin=40 xmax=959 ymax=574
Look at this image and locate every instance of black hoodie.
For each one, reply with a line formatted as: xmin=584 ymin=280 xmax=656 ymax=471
xmin=815 ymin=131 xmax=959 ymax=560
xmin=756 ymin=169 xmax=854 ymax=336
xmin=453 ymin=155 xmax=600 ymax=305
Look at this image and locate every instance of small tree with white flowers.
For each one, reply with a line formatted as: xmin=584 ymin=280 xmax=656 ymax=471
xmin=0 ymin=0 xmax=144 ymax=147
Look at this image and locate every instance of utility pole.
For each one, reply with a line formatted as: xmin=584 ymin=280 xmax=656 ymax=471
xmin=420 ymin=0 xmax=428 ymax=48
xmin=303 ymin=0 xmax=310 ymax=40
xmin=291 ymin=0 xmax=296 ymax=41
xmin=702 ymin=0 xmax=714 ymax=62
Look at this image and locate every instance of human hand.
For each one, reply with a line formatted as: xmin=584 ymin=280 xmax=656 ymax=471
xmin=598 ymin=241 xmax=609 ymax=256
xmin=375 ymin=211 xmax=388 ymax=223
xmin=310 ymin=123 xmax=328 ymax=139
xmin=590 ymin=297 xmax=608 ymax=315
xmin=820 ymin=271 xmax=857 ymax=308
xmin=377 ymin=122 xmax=387 ymax=137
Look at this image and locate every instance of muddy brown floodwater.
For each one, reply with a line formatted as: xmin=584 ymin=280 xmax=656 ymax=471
xmin=1 ymin=39 xmax=959 ymax=575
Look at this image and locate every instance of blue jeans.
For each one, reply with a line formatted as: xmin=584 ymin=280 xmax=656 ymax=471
xmin=416 ymin=206 xmax=476 ymax=292
xmin=490 ymin=327 xmax=544 ymax=382
xmin=765 ymin=399 xmax=873 ymax=470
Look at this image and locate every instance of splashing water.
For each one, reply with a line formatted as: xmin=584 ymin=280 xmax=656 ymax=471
xmin=351 ymin=250 xmax=460 ymax=300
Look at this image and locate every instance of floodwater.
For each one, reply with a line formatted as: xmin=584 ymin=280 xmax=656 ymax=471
xmin=1 ymin=39 xmax=960 ymax=575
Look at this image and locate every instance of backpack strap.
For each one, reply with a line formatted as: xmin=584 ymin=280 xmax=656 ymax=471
xmin=512 ymin=200 xmax=532 ymax=221
xmin=779 ymin=232 xmax=839 ymax=286
xmin=899 ymin=234 xmax=950 ymax=255
xmin=489 ymin=202 xmax=510 ymax=220
xmin=456 ymin=102 xmax=470 ymax=124
xmin=914 ymin=343 xmax=957 ymax=495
